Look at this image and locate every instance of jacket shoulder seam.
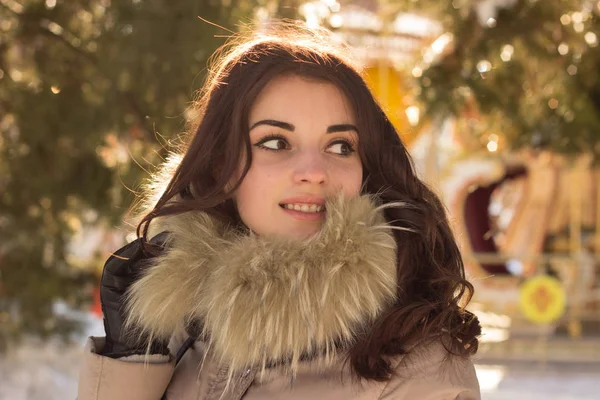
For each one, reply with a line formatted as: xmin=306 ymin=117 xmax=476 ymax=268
xmin=94 ymin=355 xmax=103 ymax=400
xmin=376 ymin=357 xmax=405 ymax=400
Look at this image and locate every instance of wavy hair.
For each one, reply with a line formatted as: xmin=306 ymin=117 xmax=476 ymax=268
xmin=136 ymin=21 xmax=480 ymax=381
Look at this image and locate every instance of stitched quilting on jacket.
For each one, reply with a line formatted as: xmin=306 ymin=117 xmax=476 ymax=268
xmin=77 ymin=195 xmax=481 ymax=400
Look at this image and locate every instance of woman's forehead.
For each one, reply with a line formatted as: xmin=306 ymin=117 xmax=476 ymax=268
xmin=249 ymin=75 xmax=356 ymax=126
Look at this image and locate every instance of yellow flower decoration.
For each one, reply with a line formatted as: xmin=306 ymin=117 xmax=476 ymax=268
xmin=519 ymin=275 xmax=566 ymax=324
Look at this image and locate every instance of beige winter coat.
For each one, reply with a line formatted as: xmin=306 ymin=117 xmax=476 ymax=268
xmin=78 ymin=195 xmax=480 ymax=400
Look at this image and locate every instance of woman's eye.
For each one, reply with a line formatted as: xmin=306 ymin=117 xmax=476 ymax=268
xmin=256 ymin=137 xmax=289 ymax=151
xmin=327 ymin=140 xmax=355 ymax=156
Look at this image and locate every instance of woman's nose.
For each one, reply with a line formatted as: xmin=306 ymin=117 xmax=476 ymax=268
xmin=291 ymin=151 xmax=327 ymax=185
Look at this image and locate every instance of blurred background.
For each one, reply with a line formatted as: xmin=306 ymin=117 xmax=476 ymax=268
xmin=1 ymin=0 xmax=600 ymax=399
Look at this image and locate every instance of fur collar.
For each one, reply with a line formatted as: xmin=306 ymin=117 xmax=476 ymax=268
xmin=125 ymin=194 xmax=398 ymax=375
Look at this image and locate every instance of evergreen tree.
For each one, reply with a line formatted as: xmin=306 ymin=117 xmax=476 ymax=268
xmin=0 ymin=0 xmax=298 ymax=350
xmin=387 ymin=0 xmax=600 ymax=155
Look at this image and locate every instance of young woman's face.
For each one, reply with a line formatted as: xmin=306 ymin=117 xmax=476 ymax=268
xmin=233 ymin=74 xmax=363 ymax=239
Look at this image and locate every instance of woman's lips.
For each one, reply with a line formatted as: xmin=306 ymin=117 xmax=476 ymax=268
xmin=279 ymin=204 xmax=326 ymax=221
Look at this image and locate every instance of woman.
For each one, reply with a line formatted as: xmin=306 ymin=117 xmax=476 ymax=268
xmin=78 ymin=22 xmax=481 ymax=400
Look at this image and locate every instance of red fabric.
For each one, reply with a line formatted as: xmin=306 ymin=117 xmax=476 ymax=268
xmin=92 ymin=285 xmax=102 ymax=317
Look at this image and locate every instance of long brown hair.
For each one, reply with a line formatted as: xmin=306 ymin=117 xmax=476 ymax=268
xmin=137 ymin=21 xmax=480 ymax=381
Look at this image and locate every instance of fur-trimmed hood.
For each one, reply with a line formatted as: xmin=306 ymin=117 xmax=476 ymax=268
xmin=125 ymin=194 xmax=398 ymax=376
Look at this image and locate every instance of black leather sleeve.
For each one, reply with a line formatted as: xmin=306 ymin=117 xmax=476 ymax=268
xmin=99 ymin=233 xmax=170 ymax=358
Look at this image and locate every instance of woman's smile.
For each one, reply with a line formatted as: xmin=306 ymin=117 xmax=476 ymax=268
xmin=279 ymin=203 xmax=326 ymax=221
xmin=278 ymin=194 xmax=327 ymax=221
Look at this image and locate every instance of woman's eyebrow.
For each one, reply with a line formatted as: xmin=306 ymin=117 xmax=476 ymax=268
xmin=327 ymin=124 xmax=358 ymax=134
xmin=249 ymin=120 xmax=358 ymax=134
xmin=250 ymin=119 xmax=295 ymax=131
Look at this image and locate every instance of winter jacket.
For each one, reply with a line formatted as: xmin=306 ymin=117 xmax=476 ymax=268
xmin=78 ymin=195 xmax=480 ymax=400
